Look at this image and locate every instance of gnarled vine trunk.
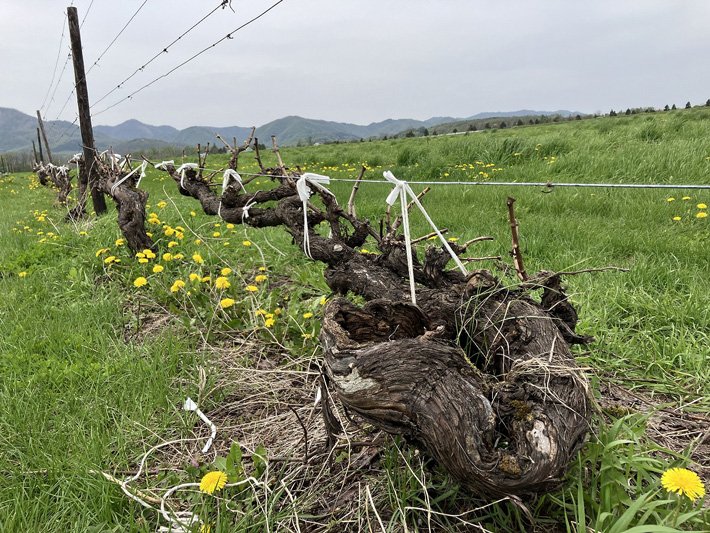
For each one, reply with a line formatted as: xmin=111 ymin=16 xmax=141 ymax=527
xmin=140 ymin=136 xmax=595 ymax=497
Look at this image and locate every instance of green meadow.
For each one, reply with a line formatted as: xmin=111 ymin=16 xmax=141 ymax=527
xmin=1 ymin=108 xmax=709 ymax=531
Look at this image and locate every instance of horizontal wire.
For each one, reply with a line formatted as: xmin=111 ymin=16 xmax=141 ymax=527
xmin=144 ymin=165 xmax=710 ymax=191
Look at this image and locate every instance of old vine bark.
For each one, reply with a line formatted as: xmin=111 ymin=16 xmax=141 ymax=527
xmin=142 ymin=136 xmax=595 ymax=497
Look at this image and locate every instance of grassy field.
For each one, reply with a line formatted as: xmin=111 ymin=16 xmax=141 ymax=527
xmin=1 ymin=107 xmax=709 ymax=531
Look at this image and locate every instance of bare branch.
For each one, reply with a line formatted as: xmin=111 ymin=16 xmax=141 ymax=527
xmin=271 ymin=136 xmax=288 ymax=175
xmin=347 ymin=165 xmax=366 ymax=217
xmin=411 ymin=229 xmax=448 ymax=244
xmin=392 ymin=186 xmax=431 ymax=231
xmin=507 ymin=196 xmax=528 ymax=282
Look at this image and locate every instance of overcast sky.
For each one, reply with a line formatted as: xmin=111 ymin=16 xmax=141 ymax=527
xmin=3 ymin=1 xmax=710 ymax=129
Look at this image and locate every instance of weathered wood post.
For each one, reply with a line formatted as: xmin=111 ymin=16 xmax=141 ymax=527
xmin=36 ymin=111 xmax=53 ymax=165
xmin=67 ymin=5 xmax=107 ymax=216
xmin=36 ymin=128 xmax=44 ymax=163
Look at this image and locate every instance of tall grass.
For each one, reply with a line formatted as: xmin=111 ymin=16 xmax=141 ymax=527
xmin=1 ymin=107 xmax=708 ymax=530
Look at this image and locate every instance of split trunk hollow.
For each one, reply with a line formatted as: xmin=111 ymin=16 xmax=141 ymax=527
xmin=320 ymin=283 xmax=592 ymax=498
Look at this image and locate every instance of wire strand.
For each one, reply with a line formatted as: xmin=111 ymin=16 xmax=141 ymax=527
xmin=150 ymin=166 xmax=710 ymax=191
xmin=85 ymin=0 xmax=150 ymax=79
xmin=40 ymin=10 xmax=69 ymax=114
xmin=90 ymin=0 xmax=230 ymax=110
xmin=92 ymin=0 xmax=285 ymax=118
xmin=80 ymin=0 xmax=95 ymax=29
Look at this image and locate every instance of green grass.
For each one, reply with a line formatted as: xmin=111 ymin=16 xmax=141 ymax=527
xmin=1 ymin=107 xmax=709 ymax=531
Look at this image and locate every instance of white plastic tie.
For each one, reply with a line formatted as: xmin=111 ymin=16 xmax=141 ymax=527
xmin=134 ymin=161 xmax=148 ymax=188
xmin=69 ymin=153 xmax=82 ymax=176
xmin=222 ymin=169 xmax=245 ymax=194
xmin=218 ymin=169 xmax=246 ymax=218
xmin=383 ymin=171 xmax=468 ymax=304
xmin=296 ymin=173 xmax=335 ymax=259
xmin=242 ymin=200 xmax=257 ymax=222
xmin=383 ymin=171 xmax=417 ymax=304
xmin=176 ymin=163 xmax=198 ymax=189
xmin=314 ymin=386 xmax=322 ymax=407
xmin=155 ymin=160 xmax=174 ymax=170
xmin=110 ymin=161 xmax=147 ymax=196
xmin=183 ymin=397 xmax=216 ymax=453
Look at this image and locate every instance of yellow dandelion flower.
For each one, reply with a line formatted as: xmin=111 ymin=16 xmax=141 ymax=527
xmin=682 ymin=196 xmax=691 ymax=200
xmin=18 ymin=271 xmax=27 ymax=277
xmin=303 ymin=312 xmax=313 ymax=319
xmin=193 ymin=253 xmax=204 ymax=264
xmin=213 ymin=232 xmax=220 ymax=237
xmin=667 ymin=198 xmax=675 ymax=202
xmin=320 ymin=297 xmax=328 ymax=306
xmin=215 ymin=277 xmax=231 ymax=289
xmin=226 ymin=224 xmax=235 ymax=229
xmin=220 ymin=298 xmax=235 ymax=309
xmin=195 ymin=239 xmax=201 ymax=245
xmin=157 ymin=201 xmax=167 ymax=208
xmin=245 ymin=285 xmax=258 ymax=292
xmin=144 ymin=249 xmax=156 ymax=259
xmin=302 ymin=333 xmax=312 ymax=339
xmin=190 ymin=211 xmax=196 ymax=217
xmin=199 ymin=471 xmax=228 ymax=494
xmin=104 ymin=256 xmax=117 ymax=264
xmin=173 ymin=253 xmax=184 ymax=260
xmin=96 ymin=248 xmax=110 ymax=257
xmin=661 ymin=468 xmax=705 ymax=500
xmin=698 ymin=203 xmax=707 ymax=209
xmin=697 ymin=212 xmax=708 ymax=218
xmin=242 ymin=240 xmax=252 ymax=247
xmin=673 ymin=216 xmax=681 ymax=221
xmin=163 ymin=253 xmax=173 ymax=261
xmin=138 ymin=258 xmax=149 ymax=264
xmin=189 ymin=273 xmax=201 ymax=282
xmin=255 ymin=275 xmax=267 ymax=283
xmin=221 ymin=267 xmax=232 ymax=276
xmin=164 ymin=227 xmax=175 ymax=237
xmin=168 ymin=241 xmax=178 ymax=248
xmin=273 ymin=308 xmax=281 ymax=315
xmin=153 ymin=265 xmax=164 ymax=273
xmin=171 ymin=280 xmax=186 ymax=293
xmin=258 ymin=266 xmax=266 ymax=271
xmin=115 ymin=238 xmax=125 ymax=246
xmin=264 ymin=318 xmax=275 ymax=327
xmin=256 ymin=309 xmax=267 ymax=316
xmin=133 ymin=277 xmax=148 ymax=288
xmin=201 ymin=276 xmax=211 ymax=283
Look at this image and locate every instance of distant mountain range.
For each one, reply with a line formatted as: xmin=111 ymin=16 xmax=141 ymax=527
xmin=0 ymin=107 xmax=581 ymax=157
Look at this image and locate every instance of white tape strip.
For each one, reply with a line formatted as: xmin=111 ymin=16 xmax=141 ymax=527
xmin=383 ymin=171 xmax=468 ymax=304
xmin=383 ymin=171 xmax=417 ymax=304
xmin=296 ymin=173 xmax=335 ymax=259
xmin=176 ymin=163 xmax=199 ymax=189
xmin=218 ymin=169 xmax=246 ymax=218
xmin=183 ymin=397 xmax=216 ymax=453
xmin=110 ymin=161 xmax=148 ymax=196
xmin=242 ymin=200 xmax=257 ymax=222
